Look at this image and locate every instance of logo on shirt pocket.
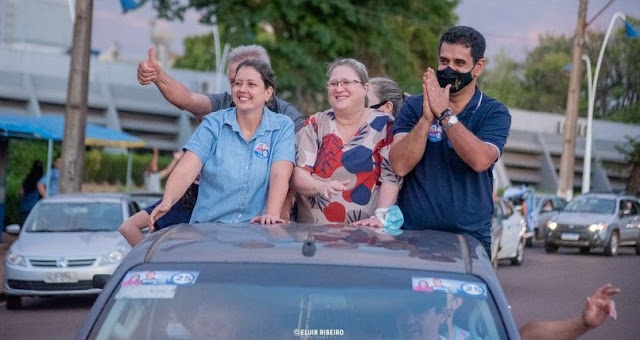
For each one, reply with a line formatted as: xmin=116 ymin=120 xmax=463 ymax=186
xmin=254 ymin=142 xmax=270 ymax=159
xmin=427 ymin=122 xmax=443 ymax=143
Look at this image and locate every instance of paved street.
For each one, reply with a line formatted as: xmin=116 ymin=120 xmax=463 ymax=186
xmin=498 ymin=242 xmax=639 ymax=340
xmin=1 ymin=234 xmax=638 ymax=339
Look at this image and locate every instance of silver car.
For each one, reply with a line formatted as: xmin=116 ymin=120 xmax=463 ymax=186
xmin=3 ymin=193 xmax=138 ymax=309
xmin=531 ymin=194 xmax=568 ymax=242
xmin=544 ymin=193 xmax=640 ymax=256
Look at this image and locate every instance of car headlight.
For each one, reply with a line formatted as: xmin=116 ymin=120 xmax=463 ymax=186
xmin=7 ymin=251 xmax=27 ymax=267
xmin=588 ymin=223 xmax=606 ymax=232
xmin=98 ymin=250 xmax=125 ymax=265
xmin=547 ymin=221 xmax=557 ymax=230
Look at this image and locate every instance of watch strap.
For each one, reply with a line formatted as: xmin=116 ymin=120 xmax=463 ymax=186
xmin=437 ymin=108 xmax=453 ymax=123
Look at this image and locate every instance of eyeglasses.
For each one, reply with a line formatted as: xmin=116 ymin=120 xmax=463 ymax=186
xmin=369 ymin=100 xmax=389 ymax=110
xmin=326 ymin=79 xmax=362 ymax=89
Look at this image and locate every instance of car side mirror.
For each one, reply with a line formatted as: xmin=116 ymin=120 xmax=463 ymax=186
xmin=6 ymin=224 xmax=21 ymax=234
xmin=93 ymin=274 xmax=112 ymax=289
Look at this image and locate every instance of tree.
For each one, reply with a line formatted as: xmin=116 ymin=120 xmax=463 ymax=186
xmin=146 ymin=0 xmax=458 ymax=114
xmin=616 ymin=137 xmax=640 ymax=195
xmin=480 ymin=18 xmax=640 ymax=124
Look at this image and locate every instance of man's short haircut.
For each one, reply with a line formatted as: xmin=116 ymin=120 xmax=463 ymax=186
xmin=227 ymin=45 xmax=271 ymax=66
xmin=440 ymin=26 xmax=486 ymax=63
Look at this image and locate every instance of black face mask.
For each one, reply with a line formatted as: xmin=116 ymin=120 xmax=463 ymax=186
xmin=436 ymin=66 xmax=475 ymax=93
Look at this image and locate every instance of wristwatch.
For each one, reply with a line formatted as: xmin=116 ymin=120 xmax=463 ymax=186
xmin=443 ymin=115 xmax=459 ymax=130
xmin=437 ymin=108 xmax=453 ymax=123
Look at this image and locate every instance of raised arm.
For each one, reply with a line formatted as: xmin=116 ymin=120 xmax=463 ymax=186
xmin=423 ymin=68 xmax=500 ymax=172
xmin=138 ymin=47 xmax=213 ymax=121
xmin=149 ymin=147 xmax=159 ymax=172
xmin=389 ymin=72 xmax=434 ymax=176
xmin=158 ymin=151 xmax=183 ymax=179
xmin=519 ymin=284 xmax=620 ymax=340
xmin=149 ymin=151 xmax=202 ymax=228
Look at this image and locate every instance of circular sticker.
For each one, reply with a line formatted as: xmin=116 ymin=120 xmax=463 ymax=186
xmin=461 ymin=283 xmax=485 ymax=296
xmin=170 ymin=272 xmax=196 ymax=285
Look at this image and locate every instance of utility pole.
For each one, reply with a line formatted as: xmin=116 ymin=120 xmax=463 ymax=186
xmin=60 ymin=0 xmax=93 ymax=193
xmin=557 ymin=0 xmax=588 ymax=201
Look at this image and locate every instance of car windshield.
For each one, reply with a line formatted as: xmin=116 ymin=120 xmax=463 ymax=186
xmin=24 ymin=202 xmax=123 ymax=232
xmin=89 ymin=263 xmax=506 ymax=340
xmin=564 ymin=197 xmax=615 ymax=214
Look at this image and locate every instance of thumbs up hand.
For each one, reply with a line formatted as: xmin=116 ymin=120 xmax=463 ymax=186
xmin=137 ymin=47 xmax=162 ymax=85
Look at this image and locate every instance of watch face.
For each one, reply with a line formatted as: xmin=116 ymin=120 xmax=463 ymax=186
xmin=447 ymin=115 xmax=458 ymax=126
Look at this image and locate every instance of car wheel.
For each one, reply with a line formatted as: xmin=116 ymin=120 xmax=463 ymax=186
xmin=604 ymin=231 xmax=619 ymax=256
xmin=525 ymin=236 xmax=533 ymax=248
xmin=511 ymin=238 xmax=525 ymax=265
xmin=6 ymin=295 xmax=21 ymax=310
xmin=544 ymin=242 xmax=558 ymax=253
xmin=636 ymin=237 xmax=640 ymax=255
xmin=579 ymin=246 xmax=591 ymax=254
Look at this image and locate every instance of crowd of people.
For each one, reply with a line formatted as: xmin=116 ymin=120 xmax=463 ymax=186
xmin=115 ymin=25 xmax=619 ymax=339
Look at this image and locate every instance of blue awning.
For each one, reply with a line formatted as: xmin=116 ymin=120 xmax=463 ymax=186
xmin=0 ymin=112 xmax=145 ymax=148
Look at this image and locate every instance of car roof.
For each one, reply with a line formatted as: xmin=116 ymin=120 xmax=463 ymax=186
xmin=535 ymin=193 xmax=563 ymax=199
xmin=128 ymin=191 xmax=163 ymax=197
xmin=123 ymin=223 xmax=494 ymax=277
xmin=574 ymin=193 xmax=638 ymax=200
xmin=39 ymin=193 xmax=132 ymax=204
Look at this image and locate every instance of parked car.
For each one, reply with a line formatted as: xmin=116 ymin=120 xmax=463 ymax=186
xmin=76 ymin=223 xmax=520 ymax=339
xmin=3 ymin=193 xmax=138 ymax=309
xmin=494 ymin=199 xmax=527 ymax=265
xmin=544 ymin=193 xmax=640 ymax=256
xmin=128 ymin=191 xmax=162 ymax=210
xmin=490 ymin=215 xmax=503 ymax=270
xmin=531 ymin=194 xmax=568 ymax=243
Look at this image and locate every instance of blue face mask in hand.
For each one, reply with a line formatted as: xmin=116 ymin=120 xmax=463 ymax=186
xmin=374 ymin=205 xmax=404 ymax=235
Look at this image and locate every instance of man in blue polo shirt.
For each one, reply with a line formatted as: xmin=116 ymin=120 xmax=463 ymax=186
xmin=389 ymin=26 xmax=511 ymax=256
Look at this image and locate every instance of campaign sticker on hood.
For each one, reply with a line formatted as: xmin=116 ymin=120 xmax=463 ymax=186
xmin=412 ymin=277 xmax=487 ymax=298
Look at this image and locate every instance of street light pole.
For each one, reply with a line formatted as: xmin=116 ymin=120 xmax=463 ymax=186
xmin=581 ymin=12 xmax=627 ymax=194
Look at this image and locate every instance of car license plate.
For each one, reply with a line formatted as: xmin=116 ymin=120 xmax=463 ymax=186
xmin=44 ymin=272 xmax=78 ymax=283
xmin=561 ymin=233 xmax=579 ymax=241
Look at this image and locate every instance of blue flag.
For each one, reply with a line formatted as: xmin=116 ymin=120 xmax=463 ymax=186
xmin=626 ymin=22 xmax=639 ymax=39
xmin=120 ymin=0 xmax=142 ymax=13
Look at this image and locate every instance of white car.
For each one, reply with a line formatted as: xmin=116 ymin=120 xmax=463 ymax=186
xmin=494 ymin=199 xmax=527 ymax=265
xmin=3 ymin=193 xmax=138 ymax=309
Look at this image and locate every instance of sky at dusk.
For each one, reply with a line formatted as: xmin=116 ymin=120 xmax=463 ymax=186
xmin=22 ymin=0 xmax=640 ymax=64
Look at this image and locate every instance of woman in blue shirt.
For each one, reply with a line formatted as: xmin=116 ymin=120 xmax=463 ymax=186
xmin=149 ymin=59 xmax=295 ymax=226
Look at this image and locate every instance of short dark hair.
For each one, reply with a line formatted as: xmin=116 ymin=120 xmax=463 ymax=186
xmin=235 ymin=58 xmax=276 ymax=92
xmin=440 ymin=26 xmax=486 ymax=63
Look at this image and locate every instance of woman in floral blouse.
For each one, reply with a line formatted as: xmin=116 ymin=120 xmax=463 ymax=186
xmin=292 ymin=58 xmax=402 ymax=225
